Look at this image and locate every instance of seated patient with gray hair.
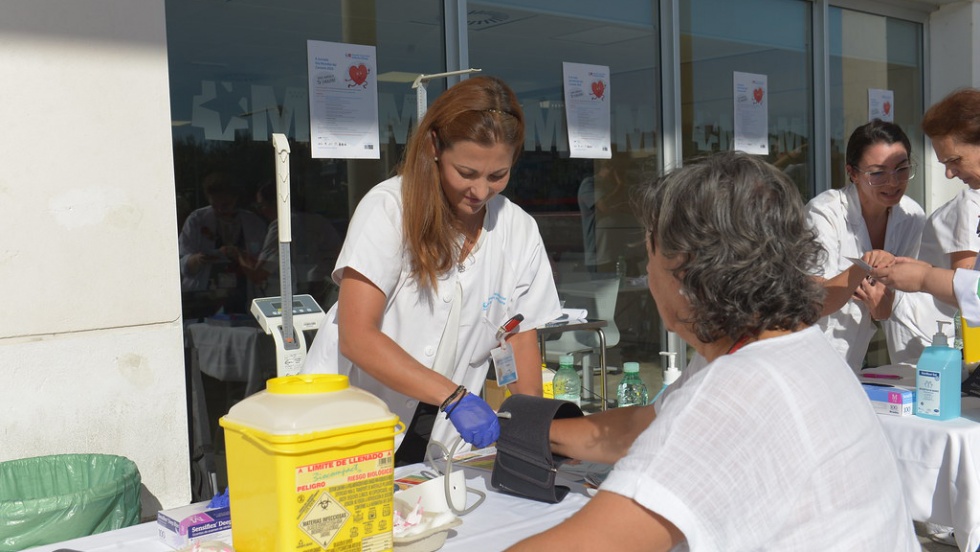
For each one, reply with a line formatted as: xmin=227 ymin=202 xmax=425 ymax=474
xmin=501 ymin=151 xmax=917 ymax=551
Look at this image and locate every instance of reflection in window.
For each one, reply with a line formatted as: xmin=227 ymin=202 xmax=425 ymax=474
xmin=829 ymin=8 xmax=923 ymax=199
xmin=680 ymin=0 xmax=812 ymax=198
xmin=167 ymin=0 xmax=445 ymax=317
xmin=468 ymin=2 xmax=663 ymax=363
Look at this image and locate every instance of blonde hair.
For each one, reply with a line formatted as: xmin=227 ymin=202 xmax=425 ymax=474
xmin=400 ymin=76 xmax=524 ymax=290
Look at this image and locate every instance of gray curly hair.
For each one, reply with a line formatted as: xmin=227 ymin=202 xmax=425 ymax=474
xmin=635 ymin=151 xmax=825 ymax=344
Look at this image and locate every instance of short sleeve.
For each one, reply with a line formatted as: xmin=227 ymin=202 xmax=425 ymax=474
xmin=332 ymin=179 xmax=407 ymax=297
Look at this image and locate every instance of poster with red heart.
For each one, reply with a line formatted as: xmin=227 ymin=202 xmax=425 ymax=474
xmin=307 ymin=40 xmax=380 ymax=159
xmin=562 ymin=61 xmax=612 ymax=159
xmin=868 ymin=88 xmax=894 ymax=122
xmin=733 ymin=71 xmax=768 ymax=155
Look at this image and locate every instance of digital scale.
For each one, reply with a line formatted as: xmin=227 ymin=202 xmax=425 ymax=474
xmin=251 ymin=133 xmax=326 ymax=376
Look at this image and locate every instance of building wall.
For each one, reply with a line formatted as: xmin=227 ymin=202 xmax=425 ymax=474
xmin=0 ymin=0 xmax=189 ymax=513
xmin=925 ymin=0 xmax=980 ymax=212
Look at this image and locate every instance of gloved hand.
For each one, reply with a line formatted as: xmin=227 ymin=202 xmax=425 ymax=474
xmin=446 ymin=393 xmax=500 ymax=448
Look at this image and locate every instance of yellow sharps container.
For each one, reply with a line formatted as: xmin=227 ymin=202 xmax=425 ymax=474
xmin=220 ymin=374 xmax=402 ymax=551
xmin=962 ymin=316 xmax=980 ymax=369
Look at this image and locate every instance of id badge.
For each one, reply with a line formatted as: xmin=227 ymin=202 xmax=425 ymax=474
xmin=491 ymin=341 xmax=519 ymax=386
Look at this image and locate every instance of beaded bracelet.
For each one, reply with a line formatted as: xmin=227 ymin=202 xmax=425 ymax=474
xmin=439 ymin=385 xmax=466 ymax=412
xmin=444 ymin=390 xmax=469 ymax=417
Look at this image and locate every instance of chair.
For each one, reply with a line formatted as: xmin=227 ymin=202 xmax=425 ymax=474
xmin=543 ymin=275 xmax=621 ymax=404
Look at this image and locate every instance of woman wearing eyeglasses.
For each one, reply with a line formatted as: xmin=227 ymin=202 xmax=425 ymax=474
xmin=805 ymin=120 xmax=925 ymax=371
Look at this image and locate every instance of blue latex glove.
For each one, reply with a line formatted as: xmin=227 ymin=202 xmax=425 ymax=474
xmin=447 ymin=393 xmax=500 ymax=448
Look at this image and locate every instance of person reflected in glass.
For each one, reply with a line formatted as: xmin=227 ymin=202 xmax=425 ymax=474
xmin=506 ymin=152 xmax=917 ymax=551
xmin=178 ymin=171 xmax=267 ymax=315
xmin=578 ymin=153 xmax=631 ymax=272
xmin=302 ymin=76 xmax=561 ymax=465
xmin=252 ymin=181 xmax=343 ymax=304
xmin=805 ymin=120 xmax=924 ymax=370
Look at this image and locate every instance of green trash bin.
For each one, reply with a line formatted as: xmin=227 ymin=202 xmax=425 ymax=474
xmin=0 ymin=453 xmax=141 ymax=551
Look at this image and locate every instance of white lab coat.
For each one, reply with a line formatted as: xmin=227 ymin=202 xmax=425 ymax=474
xmin=304 ymin=177 xmax=562 ymax=450
xmin=892 ymin=188 xmax=980 ymax=358
xmin=806 ymin=184 xmax=925 ymax=370
xmin=178 ymin=206 xmax=267 ymax=294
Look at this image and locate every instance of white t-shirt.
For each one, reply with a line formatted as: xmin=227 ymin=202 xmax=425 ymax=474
xmin=303 ymin=176 xmax=562 ymax=448
xmin=805 ymin=184 xmax=925 ymax=369
xmin=602 ymin=326 xmax=917 ymax=551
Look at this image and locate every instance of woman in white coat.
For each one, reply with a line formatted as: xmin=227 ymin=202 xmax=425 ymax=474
xmin=303 ymin=76 xmax=561 ymax=465
xmin=806 ymin=120 xmax=924 ymax=370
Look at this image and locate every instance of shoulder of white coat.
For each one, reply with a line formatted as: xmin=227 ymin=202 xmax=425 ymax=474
xmin=805 ymin=187 xmax=845 ymax=212
xmin=897 ymin=195 xmax=926 ymax=218
xmin=354 ymin=176 xmax=404 ymax=216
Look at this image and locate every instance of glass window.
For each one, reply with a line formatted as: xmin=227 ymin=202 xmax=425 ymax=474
xmin=828 ymin=7 xmax=924 ymax=199
xmin=468 ymin=1 xmax=663 ymax=367
xmin=828 ymin=8 xmax=924 ymax=368
xmin=166 ymin=0 xmax=445 ymax=500
xmin=680 ymin=0 xmax=812 ymax=197
xmin=167 ymin=0 xmax=445 ymax=317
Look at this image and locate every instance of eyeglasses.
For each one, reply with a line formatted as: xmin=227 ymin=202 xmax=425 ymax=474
xmin=856 ymin=163 xmax=916 ymax=187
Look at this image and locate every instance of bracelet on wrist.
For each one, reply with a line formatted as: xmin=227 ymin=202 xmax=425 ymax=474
xmin=444 ymin=390 xmax=469 ymax=417
xmin=439 ymin=385 xmax=466 ymax=412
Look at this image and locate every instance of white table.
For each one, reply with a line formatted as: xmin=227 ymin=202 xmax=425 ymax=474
xmin=185 ymin=322 xmax=277 ymax=397
xmin=861 ymin=364 xmax=980 ymax=552
xmin=25 ymin=464 xmax=590 ymax=552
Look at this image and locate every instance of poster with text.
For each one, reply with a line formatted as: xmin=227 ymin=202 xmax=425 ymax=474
xmin=562 ymin=62 xmax=611 ymax=159
xmin=868 ymin=88 xmax=894 ymax=122
xmin=307 ymin=40 xmax=380 ymax=159
xmin=733 ymin=71 xmax=768 ymax=155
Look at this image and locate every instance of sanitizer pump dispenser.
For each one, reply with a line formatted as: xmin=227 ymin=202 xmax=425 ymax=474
xmin=650 ymin=351 xmax=681 ymax=404
xmin=915 ymin=321 xmax=961 ymax=420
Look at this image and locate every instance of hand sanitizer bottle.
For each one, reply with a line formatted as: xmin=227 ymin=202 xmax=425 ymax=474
xmin=650 ymin=351 xmax=681 ymax=404
xmin=915 ymin=321 xmax=961 ymax=420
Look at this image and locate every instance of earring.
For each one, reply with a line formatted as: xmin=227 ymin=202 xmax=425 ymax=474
xmin=434 ymin=156 xmax=439 ymax=162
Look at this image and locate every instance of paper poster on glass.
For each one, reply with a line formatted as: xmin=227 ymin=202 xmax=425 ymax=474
xmin=868 ymin=89 xmax=894 ymax=122
xmin=733 ymin=72 xmax=768 ymax=155
xmin=307 ymin=40 xmax=380 ymax=159
xmin=562 ymin=62 xmax=611 ymax=159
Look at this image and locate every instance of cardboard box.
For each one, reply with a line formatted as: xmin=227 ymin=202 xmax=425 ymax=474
xmin=157 ymin=501 xmax=231 ymax=549
xmin=862 ymin=383 xmax=915 ymax=417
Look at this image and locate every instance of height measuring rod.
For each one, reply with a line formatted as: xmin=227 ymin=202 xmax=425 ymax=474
xmin=273 ymin=133 xmax=296 ymax=347
xmin=250 ymin=133 xmax=325 ymax=377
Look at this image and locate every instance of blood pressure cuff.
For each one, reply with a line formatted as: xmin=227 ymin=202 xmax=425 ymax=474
xmin=490 ymin=395 xmax=584 ymax=503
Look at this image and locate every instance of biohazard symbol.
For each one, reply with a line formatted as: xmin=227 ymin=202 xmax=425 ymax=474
xmin=299 ymin=490 xmax=350 ymax=549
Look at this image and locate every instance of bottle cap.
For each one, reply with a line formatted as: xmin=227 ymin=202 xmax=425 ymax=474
xmin=623 ymin=361 xmax=640 ymax=373
xmin=559 ymin=355 xmax=575 ymax=366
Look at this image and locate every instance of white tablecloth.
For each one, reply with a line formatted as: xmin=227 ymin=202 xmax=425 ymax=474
xmin=862 ymin=364 xmax=980 ymax=552
xmin=25 ymin=464 xmax=590 ymax=552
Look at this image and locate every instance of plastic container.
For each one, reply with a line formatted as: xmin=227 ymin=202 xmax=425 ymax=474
xmin=219 ymin=374 xmax=402 ymax=551
xmin=541 ymin=363 xmax=555 ymax=399
xmin=915 ymin=322 xmax=961 ymax=421
xmin=553 ymin=355 xmax=581 ymax=405
xmin=616 ymin=362 xmax=648 ymax=407
xmin=0 ymin=453 xmax=141 ymax=551
xmin=961 ymin=312 xmax=980 ymax=372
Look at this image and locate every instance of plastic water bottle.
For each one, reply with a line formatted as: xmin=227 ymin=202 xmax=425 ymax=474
xmin=553 ymin=355 xmax=581 ymax=406
xmin=615 ymin=255 xmax=628 ymax=280
xmin=617 ymin=362 xmax=648 ymax=407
